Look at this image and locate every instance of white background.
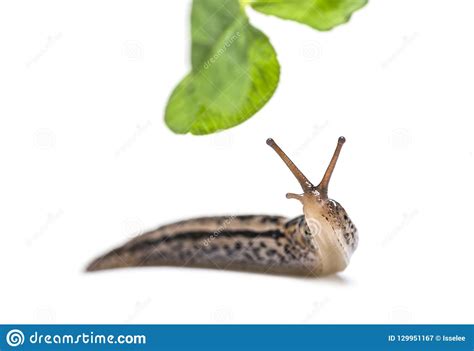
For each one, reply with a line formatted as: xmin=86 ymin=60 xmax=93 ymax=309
xmin=0 ymin=0 xmax=473 ymax=324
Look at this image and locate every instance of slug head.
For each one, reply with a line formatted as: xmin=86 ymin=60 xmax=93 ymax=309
xmin=267 ymin=137 xmax=357 ymax=274
xmin=266 ymin=136 xmax=345 ymax=205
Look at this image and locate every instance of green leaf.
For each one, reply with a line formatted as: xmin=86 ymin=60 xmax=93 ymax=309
xmin=165 ymin=0 xmax=280 ymax=135
xmin=250 ymin=0 xmax=368 ymax=31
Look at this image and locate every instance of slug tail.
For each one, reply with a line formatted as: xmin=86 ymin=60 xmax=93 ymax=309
xmin=86 ymin=247 xmax=138 ymax=272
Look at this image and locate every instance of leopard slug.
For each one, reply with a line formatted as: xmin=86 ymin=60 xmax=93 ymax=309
xmin=86 ymin=137 xmax=358 ymax=276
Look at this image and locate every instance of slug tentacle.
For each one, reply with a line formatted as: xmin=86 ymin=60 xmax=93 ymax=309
xmin=316 ymin=136 xmax=345 ymax=197
xmin=266 ymin=138 xmax=313 ymax=192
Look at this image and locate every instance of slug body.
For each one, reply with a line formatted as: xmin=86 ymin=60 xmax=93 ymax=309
xmin=87 ymin=137 xmax=358 ymax=276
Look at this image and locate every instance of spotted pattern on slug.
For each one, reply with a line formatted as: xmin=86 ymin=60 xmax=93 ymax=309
xmin=86 ymin=137 xmax=358 ymax=276
xmin=326 ymin=200 xmax=358 ymax=251
xmin=87 ymin=215 xmax=321 ymax=276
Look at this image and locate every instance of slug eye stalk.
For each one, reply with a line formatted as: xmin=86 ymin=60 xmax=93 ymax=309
xmin=266 ymin=138 xmax=314 ymax=192
xmin=266 ymin=137 xmax=346 ymax=199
